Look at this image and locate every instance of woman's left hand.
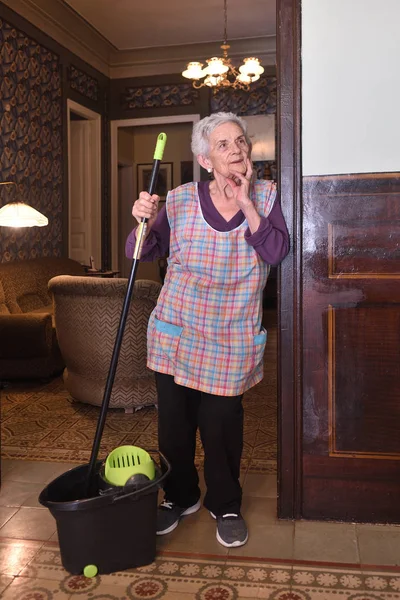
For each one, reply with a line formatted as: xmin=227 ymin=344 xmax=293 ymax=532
xmin=226 ymin=158 xmax=254 ymax=210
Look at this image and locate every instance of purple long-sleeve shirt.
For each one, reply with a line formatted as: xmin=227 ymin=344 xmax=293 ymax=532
xmin=125 ymin=181 xmax=289 ymax=266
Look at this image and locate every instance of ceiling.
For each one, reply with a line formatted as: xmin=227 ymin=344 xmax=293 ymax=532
xmin=2 ymin=0 xmax=276 ymax=77
xmin=62 ymin=0 xmax=276 ymax=51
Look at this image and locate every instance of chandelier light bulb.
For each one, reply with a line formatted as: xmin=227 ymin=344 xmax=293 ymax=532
xmin=239 ymin=57 xmax=264 ymax=78
xmin=204 ymin=57 xmax=229 ymax=76
xmin=236 ymin=72 xmax=260 ymax=84
xmin=236 ymin=73 xmax=251 ymax=84
xmin=182 ymin=62 xmax=205 ymax=80
xmin=204 ymin=75 xmax=224 ymax=87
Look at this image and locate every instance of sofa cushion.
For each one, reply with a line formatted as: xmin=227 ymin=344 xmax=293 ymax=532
xmin=0 ymin=265 xmax=21 ymax=313
xmin=18 ymin=293 xmax=47 ymax=312
xmin=12 ymin=264 xmax=46 ymax=312
xmin=30 ymin=304 xmax=55 ymax=327
xmin=0 ymin=281 xmax=10 ymax=314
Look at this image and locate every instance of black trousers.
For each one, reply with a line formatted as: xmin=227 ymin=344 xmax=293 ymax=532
xmin=156 ymin=372 xmax=244 ymax=516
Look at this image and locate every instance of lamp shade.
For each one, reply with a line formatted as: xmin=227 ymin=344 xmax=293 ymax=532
xmin=0 ymin=202 xmax=48 ymax=227
xmin=236 ymin=73 xmax=260 ymax=84
xmin=204 ymin=57 xmax=229 ymax=76
xmin=182 ymin=62 xmax=205 ymax=80
xmin=239 ymin=57 xmax=264 ymax=78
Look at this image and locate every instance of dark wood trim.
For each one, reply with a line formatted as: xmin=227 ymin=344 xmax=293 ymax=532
xmin=303 ymin=172 xmax=400 ymax=193
xmin=276 ymin=0 xmax=302 ymax=519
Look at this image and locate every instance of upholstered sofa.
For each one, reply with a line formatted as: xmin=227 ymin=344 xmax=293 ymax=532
xmin=0 ymin=257 xmax=85 ymax=381
xmin=49 ymin=276 xmax=161 ymax=411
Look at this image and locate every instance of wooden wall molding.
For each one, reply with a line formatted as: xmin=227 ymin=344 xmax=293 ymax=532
xmin=0 ymin=0 xmax=112 ymax=75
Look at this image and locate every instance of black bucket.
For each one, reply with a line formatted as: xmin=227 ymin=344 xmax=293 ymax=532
xmin=39 ymin=455 xmax=170 ymax=575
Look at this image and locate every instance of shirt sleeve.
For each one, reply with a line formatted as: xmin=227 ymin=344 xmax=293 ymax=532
xmin=244 ymin=194 xmax=290 ymax=266
xmin=125 ymin=204 xmax=171 ymax=262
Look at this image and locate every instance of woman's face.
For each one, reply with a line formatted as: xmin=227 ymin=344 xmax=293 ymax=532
xmin=205 ymin=121 xmax=251 ymax=178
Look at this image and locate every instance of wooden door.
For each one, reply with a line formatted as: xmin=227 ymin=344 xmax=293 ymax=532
xmin=301 ymin=174 xmax=400 ymax=522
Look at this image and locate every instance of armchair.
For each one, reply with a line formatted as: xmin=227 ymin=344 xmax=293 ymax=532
xmin=48 ymin=276 xmax=161 ymax=412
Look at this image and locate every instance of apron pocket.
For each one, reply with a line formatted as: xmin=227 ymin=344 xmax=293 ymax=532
xmin=154 ymin=318 xmax=183 ymax=363
xmin=253 ymin=328 xmax=267 ymax=369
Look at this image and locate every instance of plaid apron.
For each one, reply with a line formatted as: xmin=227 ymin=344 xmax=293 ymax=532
xmin=147 ymin=180 xmax=277 ymax=396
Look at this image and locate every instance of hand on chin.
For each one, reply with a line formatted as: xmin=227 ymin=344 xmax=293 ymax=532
xmin=228 ymin=175 xmax=242 ymax=187
xmin=227 ymin=167 xmax=245 ymax=186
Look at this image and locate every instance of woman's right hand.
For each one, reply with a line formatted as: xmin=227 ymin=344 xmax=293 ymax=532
xmin=131 ymin=191 xmax=160 ymax=229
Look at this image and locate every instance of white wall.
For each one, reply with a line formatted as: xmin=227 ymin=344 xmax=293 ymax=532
xmin=302 ymin=0 xmax=400 ymax=176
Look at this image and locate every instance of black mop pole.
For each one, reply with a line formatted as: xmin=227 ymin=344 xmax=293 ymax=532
xmin=85 ymin=132 xmax=167 ymax=496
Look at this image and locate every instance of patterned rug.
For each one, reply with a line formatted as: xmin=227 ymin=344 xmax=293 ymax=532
xmin=1 ymin=313 xmax=277 ymax=474
xmin=1 ymin=543 xmax=400 ymax=600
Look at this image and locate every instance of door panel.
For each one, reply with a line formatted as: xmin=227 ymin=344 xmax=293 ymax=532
xmin=70 ymin=121 xmax=91 ymax=265
xmin=69 ymin=120 xmax=101 ymax=267
xmin=302 ymin=174 xmax=400 ymax=522
xmin=331 ymin=305 xmax=400 ymax=456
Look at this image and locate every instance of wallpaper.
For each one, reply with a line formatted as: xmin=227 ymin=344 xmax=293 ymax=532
xmin=211 ymin=76 xmax=277 ymax=115
xmin=68 ymin=65 xmax=99 ymax=102
xmin=0 ymin=17 xmax=63 ymax=262
xmin=122 ymin=83 xmax=199 ymax=110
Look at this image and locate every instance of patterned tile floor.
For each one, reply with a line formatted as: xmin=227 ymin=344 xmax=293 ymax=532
xmin=2 ymin=543 xmax=400 ymax=600
xmin=1 ymin=458 xmax=400 ymax=599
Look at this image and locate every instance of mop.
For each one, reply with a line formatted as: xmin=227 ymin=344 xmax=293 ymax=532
xmin=84 ymin=131 xmax=168 ymax=497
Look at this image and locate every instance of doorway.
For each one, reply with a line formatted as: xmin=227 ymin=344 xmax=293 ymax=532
xmin=67 ymin=99 xmax=102 ymax=269
xmin=110 ymin=111 xmax=280 ymax=514
xmin=110 ymin=115 xmax=201 ymax=273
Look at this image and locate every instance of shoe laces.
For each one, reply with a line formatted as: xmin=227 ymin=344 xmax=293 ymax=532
xmin=221 ymin=513 xmax=239 ymax=519
xmin=160 ymin=500 xmax=174 ymax=510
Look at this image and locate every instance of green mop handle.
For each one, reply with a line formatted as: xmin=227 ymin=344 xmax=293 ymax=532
xmin=132 ymin=133 xmax=167 ymax=260
xmin=85 ymin=132 xmax=167 ymax=497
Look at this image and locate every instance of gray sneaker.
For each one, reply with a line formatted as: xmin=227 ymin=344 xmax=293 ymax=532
xmin=156 ymin=499 xmax=201 ymax=535
xmin=210 ymin=511 xmax=248 ymax=547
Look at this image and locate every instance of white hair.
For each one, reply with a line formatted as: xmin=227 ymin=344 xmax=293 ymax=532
xmin=191 ymin=112 xmax=249 ymax=157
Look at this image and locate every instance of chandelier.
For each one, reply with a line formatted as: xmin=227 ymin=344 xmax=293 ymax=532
xmin=182 ymin=0 xmax=264 ymax=92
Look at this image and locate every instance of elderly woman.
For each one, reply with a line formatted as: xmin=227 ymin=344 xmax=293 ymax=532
xmin=126 ymin=111 xmax=289 ymax=548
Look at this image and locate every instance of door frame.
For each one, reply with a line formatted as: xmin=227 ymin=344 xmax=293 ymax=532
xmin=67 ymin=99 xmax=102 ymax=266
xmin=117 ymin=162 xmax=134 ymax=278
xmin=276 ymin=0 xmax=302 ymax=519
xmin=110 ymin=114 xmax=201 ymax=270
xmin=109 ymin=20 xmax=302 ymax=517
